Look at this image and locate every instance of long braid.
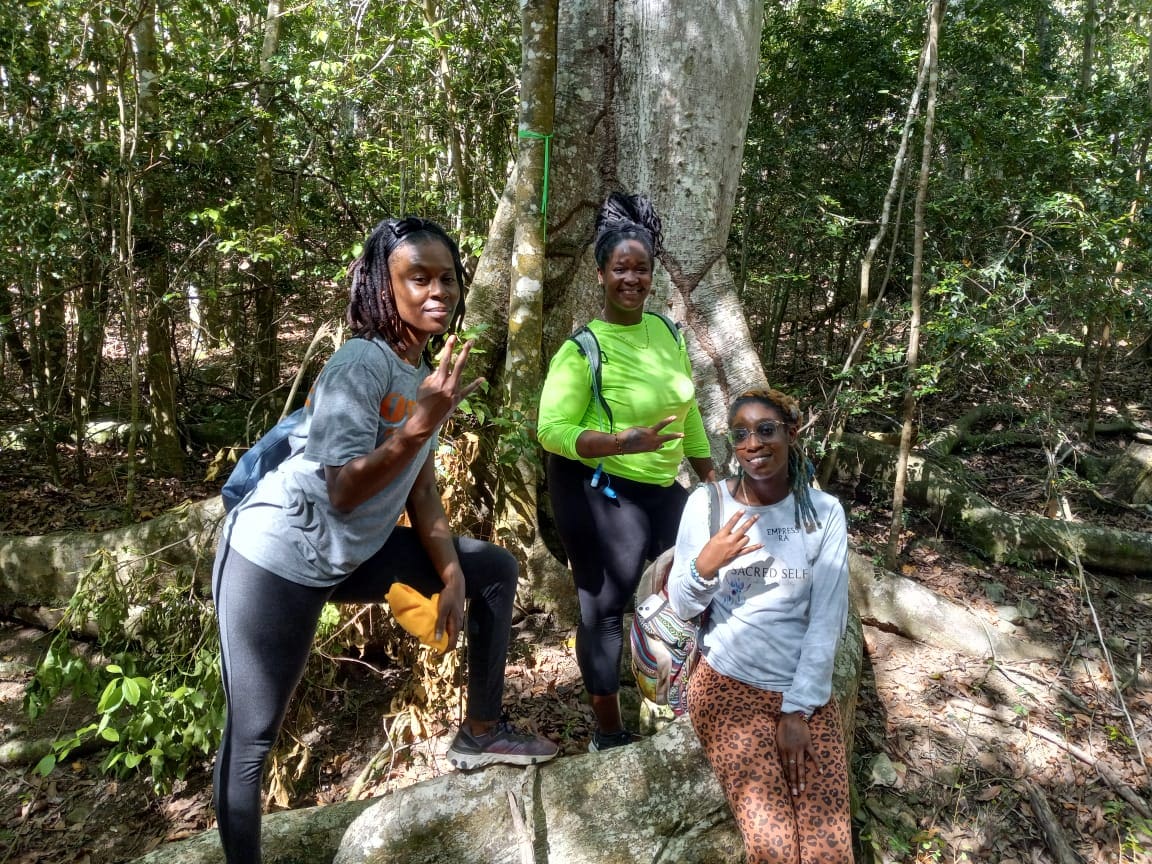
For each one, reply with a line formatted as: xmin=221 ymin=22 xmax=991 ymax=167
xmin=729 ymin=388 xmax=822 ymax=533
xmin=593 ymin=191 xmax=664 ymax=268
xmin=346 ymin=217 xmax=467 ymax=359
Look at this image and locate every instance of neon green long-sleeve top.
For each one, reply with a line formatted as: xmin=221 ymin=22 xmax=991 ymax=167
xmin=537 ymin=313 xmax=711 ymax=486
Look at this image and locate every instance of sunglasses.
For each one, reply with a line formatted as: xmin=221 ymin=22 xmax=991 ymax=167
xmin=728 ymin=420 xmax=790 ymax=446
xmin=590 ymin=463 xmax=618 ymax=500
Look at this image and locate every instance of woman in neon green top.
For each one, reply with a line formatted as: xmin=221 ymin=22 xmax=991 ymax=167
xmin=538 ymin=192 xmax=715 ymax=751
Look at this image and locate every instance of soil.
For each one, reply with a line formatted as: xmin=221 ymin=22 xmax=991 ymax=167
xmin=1 ymin=364 xmax=1151 ymax=864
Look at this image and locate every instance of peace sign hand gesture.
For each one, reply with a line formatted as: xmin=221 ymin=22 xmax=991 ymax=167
xmin=693 ymin=509 xmax=763 ymax=581
xmin=617 ymin=415 xmax=684 ymax=454
xmin=409 ymin=336 xmax=485 ymax=438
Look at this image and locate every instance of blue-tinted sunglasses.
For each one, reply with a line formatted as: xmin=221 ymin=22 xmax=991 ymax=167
xmin=590 ymin=463 xmax=617 ymax=500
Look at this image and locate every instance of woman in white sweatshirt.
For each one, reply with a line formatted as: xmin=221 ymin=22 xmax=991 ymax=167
xmin=667 ymin=388 xmax=852 ymax=864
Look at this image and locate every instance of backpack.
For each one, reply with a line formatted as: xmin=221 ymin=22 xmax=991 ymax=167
xmin=220 ymin=408 xmax=305 ymax=512
xmin=568 ymin=311 xmax=680 ymax=431
xmin=629 ymin=481 xmax=721 ymax=722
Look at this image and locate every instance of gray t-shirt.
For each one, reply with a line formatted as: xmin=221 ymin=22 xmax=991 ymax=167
xmin=228 ymin=336 xmax=434 ymax=587
xmin=667 ymin=483 xmax=849 ymax=717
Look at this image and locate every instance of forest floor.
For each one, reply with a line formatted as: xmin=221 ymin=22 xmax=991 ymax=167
xmin=1 ymin=362 xmax=1151 ymax=864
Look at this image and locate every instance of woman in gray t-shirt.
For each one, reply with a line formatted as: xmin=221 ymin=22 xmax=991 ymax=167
xmin=212 ymin=217 xmax=557 ymax=864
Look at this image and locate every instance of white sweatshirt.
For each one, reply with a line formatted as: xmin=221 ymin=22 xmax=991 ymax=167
xmin=667 ymin=483 xmax=849 ymax=717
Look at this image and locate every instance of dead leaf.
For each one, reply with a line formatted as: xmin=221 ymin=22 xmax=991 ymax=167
xmin=975 ymin=784 xmax=1002 ymax=800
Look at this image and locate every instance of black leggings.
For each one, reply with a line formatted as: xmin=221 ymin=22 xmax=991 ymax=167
xmin=547 ymin=454 xmax=689 ymax=696
xmin=211 ymin=525 xmax=516 ymax=864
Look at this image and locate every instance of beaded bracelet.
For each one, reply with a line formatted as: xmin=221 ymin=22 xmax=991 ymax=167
xmin=614 ymin=433 xmax=624 ymax=455
xmin=688 ymin=557 xmax=712 ymax=587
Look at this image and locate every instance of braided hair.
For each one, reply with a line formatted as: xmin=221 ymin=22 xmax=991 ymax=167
xmin=346 ymin=216 xmax=467 ymax=359
xmin=728 ymin=388 xmax=822 ymax=533
xmin=593 ymin=191 xmax=664 ymax=269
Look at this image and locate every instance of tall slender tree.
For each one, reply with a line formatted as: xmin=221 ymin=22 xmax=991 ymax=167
xmin=887 ymin=0 xmax=945 ymax=568
xmin=135 ymin=0 xmax=185 ymax=474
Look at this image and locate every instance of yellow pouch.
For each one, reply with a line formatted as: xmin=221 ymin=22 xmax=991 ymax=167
xmin=385 ymin=583 xmax=450 ymax=652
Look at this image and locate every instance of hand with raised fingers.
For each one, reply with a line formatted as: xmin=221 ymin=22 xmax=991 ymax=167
xmin=692 ymin=509 xmax=763 ymax=580
xmin=409 ymin=336 xmax=485 ymax=437
xmin=617 ymin=415 xmax=684 ymax=455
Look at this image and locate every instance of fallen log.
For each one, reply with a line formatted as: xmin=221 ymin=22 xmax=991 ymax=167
xmin=836 ymin=434 xmax=1152 ymax=576
xmin=921 ymin=403 xmax=1142 ymax=458
xmin=847 ymin=551 xmax=1057 ymax=661
xmin=0 ymin=498 xmax=224 ymax=610
xmin=1100 ymin=442 xmax=1152 ymax=508
xmin=1020 ymin=779 xmax=1086 ymax=864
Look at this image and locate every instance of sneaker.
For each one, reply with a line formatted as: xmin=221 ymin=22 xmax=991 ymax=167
xmin=588 ymin=729 xmax=640 ymax=753
xmin=446 ymin=721 xmax=559 ymax=771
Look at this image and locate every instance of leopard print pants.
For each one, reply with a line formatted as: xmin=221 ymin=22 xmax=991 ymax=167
xmin=688 ymin=658 xmax=853 ymax=864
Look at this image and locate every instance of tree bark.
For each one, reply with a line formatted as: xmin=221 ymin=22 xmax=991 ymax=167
xmin=467 ymin=0 xmax=766 ymax=446
xmin=616 ymin=0 xmax=768 ymax=445
xmin=838 ymin=434 xmax=1152 ymax=575
xmin=252 ymin=0 xmax=284 ymax=396
xmin=887 ymin=0 xmax=944 ymax=568
xmin=462 ymin=2 xmax=768 ymax=611
xmin=134 ymin=0 xmax=185 ymax=475
xmin=498 ymin=0 xmax=558 ymax=556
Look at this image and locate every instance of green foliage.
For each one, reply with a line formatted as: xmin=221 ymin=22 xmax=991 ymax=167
xmin=1102 ymin=798 xmax=1152 ymax=858
xmin=736 ymin=0 xmax=1151 ymax=428
xmin=24 ymin=551 xmax=223 ymax=792
xmin=0 ymin=0 xmax=518 ymax=417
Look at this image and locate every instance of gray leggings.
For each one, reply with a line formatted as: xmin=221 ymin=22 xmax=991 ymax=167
xmin=211 ymin=525 xmax=517 ymax=864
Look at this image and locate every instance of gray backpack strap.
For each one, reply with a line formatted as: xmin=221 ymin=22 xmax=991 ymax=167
xmin=706 ymin=480 xmax=722 ymax=536
xmin=567 ymin=326 xmax=613 ymax=431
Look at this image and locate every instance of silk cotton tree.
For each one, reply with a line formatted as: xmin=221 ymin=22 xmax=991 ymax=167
xmin=464 ymin=0 xmax=768 ymax=601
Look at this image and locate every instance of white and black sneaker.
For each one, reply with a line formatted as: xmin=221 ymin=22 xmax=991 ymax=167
xmin=588 ymin=729 xmax=640 ymax=753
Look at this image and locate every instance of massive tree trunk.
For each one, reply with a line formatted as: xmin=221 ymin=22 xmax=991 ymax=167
xmin=616 ymin=2 xmax=768 ymax=440
xmin=465 ymin=1 xmax=767 ymax=610
xmin=468 ymin=0 xmax=766 ymax=440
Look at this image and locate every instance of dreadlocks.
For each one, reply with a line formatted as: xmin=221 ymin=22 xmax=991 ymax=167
xmin=593 ymin=191 xmax=664 ymax=268
xmin=346 ymin=216 xmax=467 ymax=359
xmin=728 ymin=388 xmax=822 ymax=533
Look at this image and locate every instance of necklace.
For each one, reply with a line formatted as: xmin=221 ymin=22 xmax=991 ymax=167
xmin=612 ymin=317 xmax=650 ymax=350
xmin=738 ymin=475 xmax=757 ymax=507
